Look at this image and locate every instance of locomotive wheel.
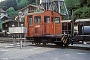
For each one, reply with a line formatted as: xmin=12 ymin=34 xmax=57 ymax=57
xmin=55 ymin=42 xmax=63 ymax=47
xmin=32 ymin=42 xmax=34 ymax=44
xmin=35 ymin=43 xmax=38 ymax=45
xmin=43 ymin=43 xmax=46 ymax=45
xmin=38 ymin=43 xmax=41 ymax=45
xmin=64 ymin=43 xmax=69 ymax=47
xmin=63 ymin=40 xmax=70 ymax=47
xmin=35 ymin=43 xmax=41 ymax=45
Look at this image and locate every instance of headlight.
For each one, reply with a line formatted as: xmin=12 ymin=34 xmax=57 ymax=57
xmin=7 ymin=32 xmax=10 ymax=34
xmin=2 ymin=30 xmax=5 ymax=32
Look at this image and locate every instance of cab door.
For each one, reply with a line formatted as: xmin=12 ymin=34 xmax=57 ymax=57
xmin=33 ymin=16 xmax=42 ymax=36
xmin=43 ymin=16 xmax=54 ymax=35
xmin=28 ymin=15 xmax=34 ymax=36
xmin=43 ymin=16 xmax=50 ymax=35
xmin=53 ymin=17 xmax=61 ymax=34
xmin=49 ymin=17 xmax=61 ymax=35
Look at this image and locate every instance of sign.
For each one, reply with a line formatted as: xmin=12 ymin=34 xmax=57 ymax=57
xmin=15 ymin=16 xmax=19 ymax=20
xmin=9 ymin=27 xmax=27 ymax=33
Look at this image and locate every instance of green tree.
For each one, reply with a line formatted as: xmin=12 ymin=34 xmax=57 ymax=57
xmin=28 ymin=0 xmax=39 ymax=5
xmin=79 ymin=0 xmax=87 ymax=7
xmin=74 ymin=6 xmax=90 ymax=19
xmin=87 ymin=0 xmax=90 ymax=6
xmin=0 ymin=0 xmax=18 ymax=10
xmin=65 ymin=0 xmax=80 ymax=19
xmin=6 ymin=7 xmax=18 ymax=18
xmin=16 ymin=0 xmax=29 ymax=9
xmin=65 ymin=0 xmax=80 ymax=9
xmin=65 ymin=0 xmax=90 ymax=19
xmin=0 ymin=0 xmax=40 ymax=10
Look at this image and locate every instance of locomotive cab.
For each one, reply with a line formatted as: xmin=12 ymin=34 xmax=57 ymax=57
xmin=25 ymin=10 xmax=64 ymax=45
xmin=25 ymin=10 xmax=62 ymax=37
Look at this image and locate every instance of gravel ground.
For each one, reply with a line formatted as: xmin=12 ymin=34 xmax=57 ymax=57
xmin=0 ymin=43 xmax=90 ymax=60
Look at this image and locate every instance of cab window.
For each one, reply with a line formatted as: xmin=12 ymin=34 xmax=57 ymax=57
xmin=29 ymin=16 xmax=32 ymax=26
xmin=44 ymin=16 xmax=50 ymax=23
xmin=34 ymin=16 xmax=41 ymax=23
xmin=55 ymin=17 xmax=60 ymax=23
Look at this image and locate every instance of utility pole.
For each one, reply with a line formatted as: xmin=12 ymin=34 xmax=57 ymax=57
xmin=71 ymin=10 xmax=74 ymax=37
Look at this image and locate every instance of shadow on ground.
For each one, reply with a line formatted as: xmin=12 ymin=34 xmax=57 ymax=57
xmin=28 ymin=44 xmax=90 ymax=51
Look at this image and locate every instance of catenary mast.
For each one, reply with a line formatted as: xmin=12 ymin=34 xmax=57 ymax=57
xmin=40 ymin=0 xmax=68 ymax=16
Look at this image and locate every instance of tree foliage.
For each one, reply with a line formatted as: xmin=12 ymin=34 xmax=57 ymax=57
xmin=0 ymin=0 xmax=18 ymax=10
xmin=65 ymin=0 xmax=90 ymax=19
xmin=0 ymin=0 xmax=37 ymax=18
xmin=0 ymin=0 xmax=38 ymax=10
xmin=0 ymin=0 xmax=90 ymax=19
xmin=87 ymin=0 xmax=90 ymax=6
xmin=6 ymin=7 xmax=18 ymax=18
xmin=16 ymin=0 xmax=29 ymax=9
xmin=65 ymin=0 xmax=80 ymax=9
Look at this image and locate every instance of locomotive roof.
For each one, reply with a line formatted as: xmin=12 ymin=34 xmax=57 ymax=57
xmin=26 ymin=11 xmax=44 ymax=16
xmin=62 ymin=19 xmax=90 ymax=23
xmin=75 ymin=19 xmax=90 ymax=22
xmin=61 ymin=20 xmax=71 ymax=22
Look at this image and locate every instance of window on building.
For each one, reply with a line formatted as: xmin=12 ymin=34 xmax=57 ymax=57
xmin=21 ymin=18 xmax=25 ymax=22
xmin=44 ymin=16 xmax=50 ymax=23
xmin=4 ymin=12 xmax=6 ymax=15
xmin=29 ymin=16 xmax=32 ymax=26
xmin=34 ymin=16 xmax=41 ymax=23
xmin=55 ymin=17 xmax=60 ymax=23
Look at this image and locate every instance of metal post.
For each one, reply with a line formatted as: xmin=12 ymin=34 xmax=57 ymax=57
xmin=17 ymin=16 xmax=19 ymax=45
xmin=20 ymin=24 xmax=23 ymax=49
xmin=82 ymin=21 xmax=87 ymax=44
xmin=18 ymin=11 xmax=22 ymax=46
xmin=71 ymin=10 xmax=74 ymax=37
xmin=24 ymin=34 xmax=26 ymax=46
xmin=20 ymin=34 xmax=22 ymax=49
xmin=46 ymin=0 xmax=47 ymax=10
xmin=13 ymin=34 xmax=16 ymax=46
xmin=82 ymin=21 xmax=84 ymax=35
xmin=58 ymin=1 xmax=61 ymax=13
xmin=12 ymin=24 xmax=16 ymax=46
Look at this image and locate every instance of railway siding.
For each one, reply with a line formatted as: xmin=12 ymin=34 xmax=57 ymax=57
xmin=0 ymin=37 xmax=29 ymax=43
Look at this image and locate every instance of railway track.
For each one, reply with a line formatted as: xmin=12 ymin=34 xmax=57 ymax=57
xmin=0 ymin=37 xmax=29 ymax=43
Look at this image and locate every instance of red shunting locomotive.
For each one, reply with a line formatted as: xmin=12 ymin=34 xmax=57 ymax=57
xmin=25 ymin=10 xmax=64 ymax=45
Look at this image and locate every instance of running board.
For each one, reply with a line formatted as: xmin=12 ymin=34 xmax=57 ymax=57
xmin=54 ymin=41 xmax=62 ymax=42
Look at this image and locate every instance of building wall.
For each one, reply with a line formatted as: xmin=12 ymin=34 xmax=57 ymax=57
xmin=0 ymin=12 xmax=8 ymax=19
xmin=18 ymin=5 xmax=41 ymax=22
xmin=20 ymin=8 xmax=28 ymax=18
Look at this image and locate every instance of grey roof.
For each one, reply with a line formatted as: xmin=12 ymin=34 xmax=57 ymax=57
xmin=0 ymin=8 xmax=6 ymax=13
xmin=18 ymin=4 xmax=44 ymax=11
